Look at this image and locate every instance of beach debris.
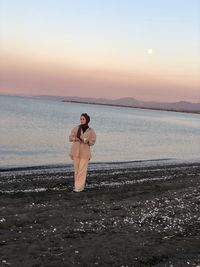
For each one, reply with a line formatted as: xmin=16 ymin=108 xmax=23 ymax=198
xmin=0 ymin=240 xmax=6 ymax=245
xmin=0 ymin=218 xmax=6 ymax=222
xmin=2 ymin=260 xmax=11 ymax=265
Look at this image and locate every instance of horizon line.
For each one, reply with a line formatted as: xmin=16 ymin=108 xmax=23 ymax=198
xmin=1 ymin=92 xmax=200 ymax=104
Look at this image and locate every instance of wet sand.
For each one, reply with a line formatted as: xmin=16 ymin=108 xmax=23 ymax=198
xmin=0 ymin=160 xmax=200 ymax=267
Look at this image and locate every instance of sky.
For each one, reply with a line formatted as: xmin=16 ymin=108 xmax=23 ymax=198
xmin=0 ymin=0 xmax=200 ymax=102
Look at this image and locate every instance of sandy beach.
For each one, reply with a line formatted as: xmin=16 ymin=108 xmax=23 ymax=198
xmin=0 ymin=160 xmax=200 ymax=267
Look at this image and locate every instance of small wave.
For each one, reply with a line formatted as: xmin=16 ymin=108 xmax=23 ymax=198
xmin=2 ymin=157 xmax=199 ymax=176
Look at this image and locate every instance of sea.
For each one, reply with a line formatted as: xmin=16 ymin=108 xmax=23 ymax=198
xmin=0 ymin=94 xmax=200 ymax=169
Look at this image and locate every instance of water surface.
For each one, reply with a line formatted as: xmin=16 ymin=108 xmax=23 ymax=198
xmin=0 ymin=95 xmax=200 ymax=168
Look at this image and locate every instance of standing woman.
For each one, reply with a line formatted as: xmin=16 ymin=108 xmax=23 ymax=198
xmin=69 ymin=113 xmax=96 ymax=192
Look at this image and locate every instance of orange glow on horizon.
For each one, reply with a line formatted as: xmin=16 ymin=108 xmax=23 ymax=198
xmin=0 ymin=49 xmax=199 ymax=103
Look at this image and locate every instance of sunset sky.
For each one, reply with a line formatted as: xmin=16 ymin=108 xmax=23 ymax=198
xmin=0 ymin=0 xmax=200 ymax=102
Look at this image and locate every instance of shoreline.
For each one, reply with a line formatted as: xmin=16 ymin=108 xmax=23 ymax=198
xmin=0 ymin=160 xmax=200 ymax=266
xmin=62 ymin=100 xmax=200 ymax=115
xmin=1 ymin=157 xmax=200 ymax=173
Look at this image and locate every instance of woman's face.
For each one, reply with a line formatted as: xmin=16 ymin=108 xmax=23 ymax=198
xmin=80 ymin=116 xmax=87 ymax=125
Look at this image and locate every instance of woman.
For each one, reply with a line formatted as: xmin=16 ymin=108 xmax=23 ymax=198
xmin=69 ymin=113 xmax=96 ymax=192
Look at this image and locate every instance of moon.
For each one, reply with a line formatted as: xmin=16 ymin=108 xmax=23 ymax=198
xmin=147 ymin=48 xmax=153 ymax=55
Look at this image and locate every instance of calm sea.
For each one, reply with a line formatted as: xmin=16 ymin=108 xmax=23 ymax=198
xmin=0 ymin=95 xmax=200 ymax=168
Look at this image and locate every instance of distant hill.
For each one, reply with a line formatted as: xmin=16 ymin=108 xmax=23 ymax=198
xmin=62 ymin=96 xmax=200 ymax=114
xmin=3 ymin=94 xmax=199 ymax=114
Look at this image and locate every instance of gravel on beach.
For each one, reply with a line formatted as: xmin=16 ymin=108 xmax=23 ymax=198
xmin=0 ymin=160 xmax=200 ymax=267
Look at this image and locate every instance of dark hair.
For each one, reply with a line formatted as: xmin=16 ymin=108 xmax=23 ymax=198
xmin=81 ymin=113 xmax=90 ymax=124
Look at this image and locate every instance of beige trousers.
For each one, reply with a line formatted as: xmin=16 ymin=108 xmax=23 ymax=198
xmin=73 ymin=157 xmax=89 ymax=191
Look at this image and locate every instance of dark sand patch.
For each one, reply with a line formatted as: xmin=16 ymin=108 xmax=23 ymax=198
xmin=0 ymin=162 xmax=200 ymax=266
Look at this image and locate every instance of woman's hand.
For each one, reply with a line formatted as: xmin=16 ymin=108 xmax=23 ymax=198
xmin=79 ymin=134 xmax=88 ymax=144
xmin=73 ymin=137 xmax=81 ymax=142
xmin=83 ymin=137 xmax=89 ymax=144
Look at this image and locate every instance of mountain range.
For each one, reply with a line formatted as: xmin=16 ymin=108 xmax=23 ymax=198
xmin=61 ymin=96 xmax=200 ymax=113
xmin=3 ymin=94 xmax=200 ymax=113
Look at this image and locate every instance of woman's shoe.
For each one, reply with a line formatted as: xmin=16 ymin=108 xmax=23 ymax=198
xmin=73 ymin=188 xmax=83 ymax=192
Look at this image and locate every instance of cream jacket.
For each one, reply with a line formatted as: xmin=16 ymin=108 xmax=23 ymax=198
xmin=69 ymin=126 xmax=96 ymax=160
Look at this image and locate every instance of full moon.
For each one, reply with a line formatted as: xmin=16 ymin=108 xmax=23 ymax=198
xmin=147 ymin=48 xmax=153 ymax=55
